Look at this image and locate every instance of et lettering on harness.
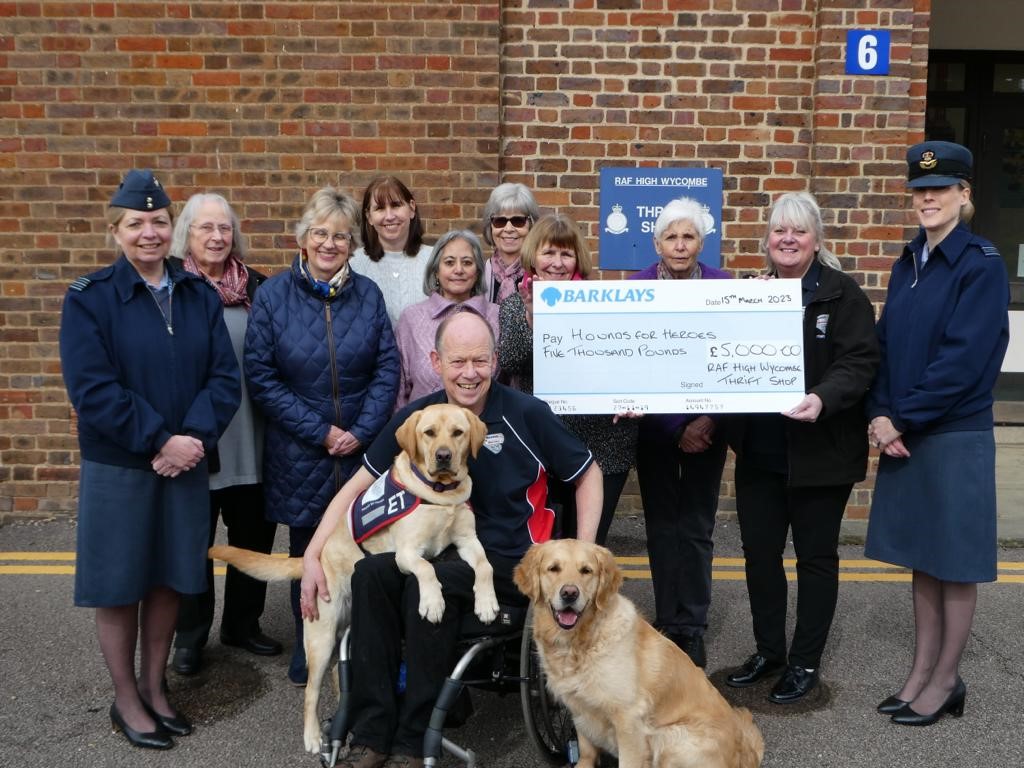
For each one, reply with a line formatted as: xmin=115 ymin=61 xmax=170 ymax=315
xmin=350 ymin=469 xmax=421 ymax=544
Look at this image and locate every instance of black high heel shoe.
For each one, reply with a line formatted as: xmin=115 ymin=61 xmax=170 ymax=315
xmin=142 ymin=700 xmax=193 ymax=736
xmin=876 ymin=694 xmax=910 ymax=714
xmin=109 ymin=704 xmax=174 ymax=749
xmin=891 ymin=679 xmax=966 ymax=726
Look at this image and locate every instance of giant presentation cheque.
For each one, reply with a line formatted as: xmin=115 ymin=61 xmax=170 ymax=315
xmin=532 ymin=278 xmax=805 ymax=415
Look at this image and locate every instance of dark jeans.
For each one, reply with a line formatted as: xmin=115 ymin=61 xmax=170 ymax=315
xmin=175 ymin=484 xmax=277 ymax=649
xmin=348 ymin=551 xmax=524 ymax=758
xmin=636 ymin=436 xmax=727 ymax=637
xmin=552 ymin=469 xmax=629 ymax=545
xmin=735 ymin=461 xmax=852 ymax=669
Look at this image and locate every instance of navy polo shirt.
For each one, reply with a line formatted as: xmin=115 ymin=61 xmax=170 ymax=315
xmin=363 ymin=381 xmax=594 ymax=559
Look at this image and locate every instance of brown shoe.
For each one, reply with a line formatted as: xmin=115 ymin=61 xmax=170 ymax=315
xmin=338 ymin=744 xmax=388 ymax=768
xmin=383 ymin=755 xmax=424 ymax=768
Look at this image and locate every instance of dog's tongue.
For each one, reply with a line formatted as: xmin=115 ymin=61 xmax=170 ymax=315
xmin=556 ymin=609 xmax=579 ymax=629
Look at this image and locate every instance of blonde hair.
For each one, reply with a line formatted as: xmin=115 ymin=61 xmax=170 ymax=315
xmin=762 ymin=192 xmax=841 ymax=272
xmin=295 ymin=186 xmax=361 ymax=249
xmin=105 ymin=204 xmax=174 ymax=249
xmin=520 ymin=213 xmax=593 ymax=278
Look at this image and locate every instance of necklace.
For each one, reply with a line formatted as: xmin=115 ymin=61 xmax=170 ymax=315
xmin=146 ymin=281 xmax=174 ymax=335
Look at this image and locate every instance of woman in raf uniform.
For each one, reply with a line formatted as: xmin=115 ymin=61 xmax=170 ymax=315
xmin=59 ymin=170 xmax=240 ymax=749
xmin=866 ymin=141 xmax=1010 ymax=726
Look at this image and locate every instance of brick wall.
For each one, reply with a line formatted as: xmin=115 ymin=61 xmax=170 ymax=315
xmin=0 ymin=0 xmax=928 ymax=522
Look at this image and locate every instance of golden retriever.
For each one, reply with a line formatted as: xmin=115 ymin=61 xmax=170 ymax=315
xmin=209 ymin=403 xmax=499 ymax=753
xmin=514 ymin=539 xmax=764 ymax=768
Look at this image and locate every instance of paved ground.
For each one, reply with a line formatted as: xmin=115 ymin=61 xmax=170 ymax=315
xmin=2 ymin=515 xmax=1023 ymax=768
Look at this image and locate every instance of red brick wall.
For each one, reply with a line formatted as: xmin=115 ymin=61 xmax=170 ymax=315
xmin=0 ymin=0 xmax=927 ymax=521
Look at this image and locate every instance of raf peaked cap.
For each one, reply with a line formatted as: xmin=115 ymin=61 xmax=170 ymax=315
xmin=906 ymin=141 xmax=973 ymax=188
xmin=109 ymin=169 xmax=171 ymax=211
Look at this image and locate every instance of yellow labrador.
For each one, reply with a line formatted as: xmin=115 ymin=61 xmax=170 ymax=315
xmin=514 ymin=539 xmax=764 ymax=768
xmin=210 ymin=403 xmax=499 ymax=753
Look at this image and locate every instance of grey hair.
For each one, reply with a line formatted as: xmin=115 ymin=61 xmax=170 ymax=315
xmin=295 ymin=186 xmax=361 ymax=250
xmin=423 ymin=230 xmax=486 ymax=297
xmin=652 ymin=197 xmax=708 ymax=244
xmin=481 ymin=183 xmax=541 ymax=247
xmin=762 ymin=191 xmax=842 ymax=272
xmin=169 ymin=193 xmax=247 ymax=262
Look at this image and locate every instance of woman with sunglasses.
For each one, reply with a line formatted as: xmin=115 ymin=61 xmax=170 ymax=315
xmin=244 ymin=186 xmax=399 ymax=686
xmin=351 ymin=176 xmax=433 ymax=328
xmin=480 ymin=182 xmax=541 ymax=304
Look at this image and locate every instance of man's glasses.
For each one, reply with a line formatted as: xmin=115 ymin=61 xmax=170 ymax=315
xmin=490 ymin=215 xmax=531 ymax=229
xmin=308 ymin=228 xmax=353 ymax=248
xmin=191 ymin=223 xmax=233 ymax=236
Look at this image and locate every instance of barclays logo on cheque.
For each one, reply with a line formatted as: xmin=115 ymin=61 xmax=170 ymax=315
xmin=539 ymin=286 xmax=656 ymax=307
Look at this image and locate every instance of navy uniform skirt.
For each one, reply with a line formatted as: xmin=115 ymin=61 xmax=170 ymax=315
xmin=74 ymin=459 xmax=210 ymax=607
xmin=865 ymin=429 xmax=997 ymax=583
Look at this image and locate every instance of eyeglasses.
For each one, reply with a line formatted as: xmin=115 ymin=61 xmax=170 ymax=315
xmin=191 ymin=223 xmax=233 ymax=236
xmin=490 ymin=215 xmax=531 ymax=229
xmin=308 ymin=228 xmax=354 ymax=248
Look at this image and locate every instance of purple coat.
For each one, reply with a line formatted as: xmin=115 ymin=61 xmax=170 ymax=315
xmin=629 ymin=261 xmax=732 ymax=445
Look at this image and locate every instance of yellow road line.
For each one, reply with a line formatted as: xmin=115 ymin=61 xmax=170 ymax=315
xmin=2 ymin=555 xmax=1023 ymax=584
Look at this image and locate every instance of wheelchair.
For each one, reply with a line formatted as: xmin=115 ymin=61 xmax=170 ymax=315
xmin=318 ymin=602 xmax=578 ymax=767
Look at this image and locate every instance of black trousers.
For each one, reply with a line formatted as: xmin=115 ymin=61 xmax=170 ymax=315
xmin=635 ymin=436 xmax=727 ymax=637
xmin=175 ymin=483 xmax=277 ymax=649
xmin=552 ymin=469 xmax=628 ymax=545
xmin=348 ymin=551 xmax=524 ymax=758
xmin=734 ymin=461 xmax=852 ymax=669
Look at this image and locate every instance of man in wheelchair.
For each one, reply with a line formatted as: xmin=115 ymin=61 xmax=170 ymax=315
xmin=300 ymin=311 xmax=603 ymax=768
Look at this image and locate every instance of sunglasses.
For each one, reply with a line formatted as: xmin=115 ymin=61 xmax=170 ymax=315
xmin=490 ymin=215 xmax=531 ymax=229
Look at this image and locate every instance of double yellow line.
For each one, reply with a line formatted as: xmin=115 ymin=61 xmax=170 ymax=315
xmin=4 ymin=552 xmax=1023 ymax=583
xmin=616 ymin=556 xmax=1024 ymax=584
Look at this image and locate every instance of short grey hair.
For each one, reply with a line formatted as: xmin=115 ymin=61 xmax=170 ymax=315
xmin=423 ymin=230 xmax=486 ymax=297
xmin=295 ymin=186 xmax=361 ymax=250
xmin=762 ymin=191 xmax=842 ymax=272
xmin=652 ymin=197 xmax=708 ymax=244
xmin=481 ymin=183 xmax=540 ymax=247
xmin=170 ymin=193 xmax=247 ymax=262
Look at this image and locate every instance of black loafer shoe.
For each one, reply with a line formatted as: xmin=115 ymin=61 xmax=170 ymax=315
xmin=769 ymin=664 xmax=819 ymax=703
xmin=671 ymin=633 xmax=707 ymax=668
xmin=220 ymin=630 xmax=283 ymax=656
xmin=726 ymin=653 xmax=784 ymax=688
xmin=171 ymin=647 xmax=201 ymax=676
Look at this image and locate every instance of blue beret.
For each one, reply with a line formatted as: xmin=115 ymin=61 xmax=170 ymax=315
xmin=906 ymin=141 xmax=972 ymax=188
xmin=109 ymin=169 xmax=172 ymax=211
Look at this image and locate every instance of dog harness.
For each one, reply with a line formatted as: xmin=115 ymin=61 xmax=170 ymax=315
xmin=350 ymin=469 xmax=422 ymax=544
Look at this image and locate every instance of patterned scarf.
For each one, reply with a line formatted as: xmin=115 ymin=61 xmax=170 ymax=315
xmin=656 ymin=260 xmax=702 ymax=281
xmin=183 ymin=253 xmax=251 ymax=308
xmin=300 ymin=257 xmax=350 ymax=300
xmin=490 ymin=252 xmax=524 ymax=303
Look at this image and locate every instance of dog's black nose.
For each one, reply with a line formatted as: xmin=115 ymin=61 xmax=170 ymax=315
xmin=559 ymin=585 xmax=579 ymax=603
xmin=435 ymin=447 xmax=452 ymax=466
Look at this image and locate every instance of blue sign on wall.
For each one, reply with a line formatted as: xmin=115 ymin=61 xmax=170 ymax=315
xmin=598 ymin=167 xmax=723 ymax=271
xmin=845 ymin=30 xmax=891 ymax=75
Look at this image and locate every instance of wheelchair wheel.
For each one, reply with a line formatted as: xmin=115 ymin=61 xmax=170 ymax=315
xmin=519 ymin=608 xmax=577 ymax=765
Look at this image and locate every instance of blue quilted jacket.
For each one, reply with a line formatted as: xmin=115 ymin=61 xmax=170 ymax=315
xmin=244 ymin=255 xmax=400 ymax=528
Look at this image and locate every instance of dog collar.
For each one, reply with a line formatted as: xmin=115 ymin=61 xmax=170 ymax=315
xmin=410 ymin=463 xmax=461 ymax=493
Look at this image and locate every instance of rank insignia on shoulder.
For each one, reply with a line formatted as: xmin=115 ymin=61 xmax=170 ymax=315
xmin=69 ymin=277 xmax=92 ymax=291
xmin=981 ymin=245 xmax=1001 ymax=258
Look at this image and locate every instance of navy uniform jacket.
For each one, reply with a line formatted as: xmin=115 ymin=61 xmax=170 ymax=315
xmin=868 ymin=223 xmax=1010 ymax=435
xmin=59 ymin=255 xmax=241 ymax=469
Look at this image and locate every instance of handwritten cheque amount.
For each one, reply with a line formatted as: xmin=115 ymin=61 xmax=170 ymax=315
xmin=531 ymin=278 xmax=806 ymax=415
